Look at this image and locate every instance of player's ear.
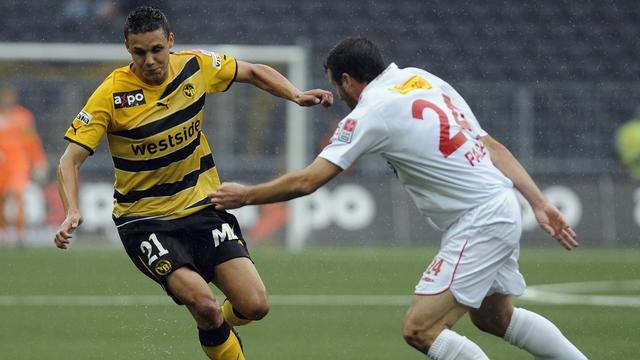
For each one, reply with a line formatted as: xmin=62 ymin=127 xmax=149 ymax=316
xmin=341 ymin=72 xmax=352 ymax=87
xmin=168 ymin=32 xmax=175 ymax=48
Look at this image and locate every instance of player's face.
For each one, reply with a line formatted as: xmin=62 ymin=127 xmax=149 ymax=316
xmin=125 ymin=29 xmax=174 ymax=86
xmin=327 ymin=69 xmax=359 ymax=110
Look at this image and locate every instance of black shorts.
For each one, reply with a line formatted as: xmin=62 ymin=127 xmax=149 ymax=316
xmin=117 ymin=206 xmax=250 ymax=303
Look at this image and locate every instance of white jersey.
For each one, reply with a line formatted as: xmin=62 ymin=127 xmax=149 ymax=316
xmin=319 ymin=63 xmax=513 ymax=229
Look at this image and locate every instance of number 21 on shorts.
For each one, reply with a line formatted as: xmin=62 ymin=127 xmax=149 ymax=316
xmin=140 ymin=233 xmax=170 ymax=266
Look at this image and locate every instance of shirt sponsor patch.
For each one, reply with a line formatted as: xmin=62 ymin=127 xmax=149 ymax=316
xmin=113 ymin=89 xmax=146 ymax=109
xmin=337 ymin=118 xmax=357 ymax=143
xmin=75 ymin=110 xmax=93 ymax=125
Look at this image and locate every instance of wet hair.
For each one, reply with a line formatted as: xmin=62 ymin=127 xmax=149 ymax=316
xmin=324 ymin=36 xmax=385 ymax=85
xmin=123 ymin=6 xmax=170 ymax=39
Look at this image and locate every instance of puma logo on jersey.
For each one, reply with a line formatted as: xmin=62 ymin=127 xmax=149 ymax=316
xmin=113 ymin=89 xmax=146 ymax=109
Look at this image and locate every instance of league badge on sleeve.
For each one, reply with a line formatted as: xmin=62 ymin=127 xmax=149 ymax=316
xmin=337 ymin=118 xmax=358 ymax=143
xmin=192 ymin=49 xmax=222 ymax=68
xmin=75 ymin=110 xmax=93 ymax=125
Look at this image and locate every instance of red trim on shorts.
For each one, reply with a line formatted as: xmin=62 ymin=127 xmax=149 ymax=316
xmin=414 ymin=239 xmax=468 ymax=296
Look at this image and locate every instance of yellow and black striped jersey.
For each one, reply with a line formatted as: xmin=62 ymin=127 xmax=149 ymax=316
xmin=64 ymin=49 xmax=237 ymax=225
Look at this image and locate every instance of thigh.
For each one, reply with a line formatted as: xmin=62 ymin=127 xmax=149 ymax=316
xmin=166 ymin=266 xmax=216 ymax=305
xmin=213 ymin=257 xmax=267 ymax=308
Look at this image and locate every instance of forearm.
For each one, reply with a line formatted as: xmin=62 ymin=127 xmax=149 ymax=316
xmin=245 ymin=170 xmax=315 ymax=205
xmin=57 ymin=157 xmax=82 ymax=215
xmin=485 ymin=137 xmax=546 ymax=207
xmin=245 ymin=64 xmax=302 ymax=102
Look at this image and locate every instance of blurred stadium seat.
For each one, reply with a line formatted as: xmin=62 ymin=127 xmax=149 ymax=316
xmin=0 ymin=0 xmax=637 ymax=178
xmin=0 ymin=0 xmax=638 ymax=247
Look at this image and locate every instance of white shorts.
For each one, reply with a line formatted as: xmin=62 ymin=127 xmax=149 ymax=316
xmin=414 ymin=188 xmax=526 ymax=309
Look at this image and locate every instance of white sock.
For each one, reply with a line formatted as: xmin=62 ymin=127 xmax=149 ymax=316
xmin=427 ymin=328 xmax=489 ymax=360
xmin=504 ymin=308 xmax=587 ymax=360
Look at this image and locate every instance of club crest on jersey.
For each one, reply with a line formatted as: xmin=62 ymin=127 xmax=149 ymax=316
xmin=74 ymin=110 xmax=93 ymax=125
xmin=182 ymin=83 xmax=196 ymax=98
xmin=113 ymin=89 xmax=146 ymax=109
xmin=337 ymin=118 xmax=357 ymax=143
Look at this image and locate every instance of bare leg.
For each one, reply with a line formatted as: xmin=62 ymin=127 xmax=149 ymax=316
xmin=403 ymin=290 xmax=488 ymax=359
xmin=213 ymin=257 xmax=269 ymax=321
xmin=468 ymin=292 xmax=514 ymax=337
xmin=167 ymin=267 xmax=223 ymax=329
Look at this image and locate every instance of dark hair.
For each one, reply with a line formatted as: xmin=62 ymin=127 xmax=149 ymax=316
xmin=324 ymin=37 xmax=385 ymax=85
xmin=124 ymin=6 xmax=170 ymax=39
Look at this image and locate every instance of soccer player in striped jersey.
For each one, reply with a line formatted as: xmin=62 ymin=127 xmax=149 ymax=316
xmin=210 ymin=37 xmax=587 ymax=359
xmin=53 ymin=6 xmax=332 ymax=360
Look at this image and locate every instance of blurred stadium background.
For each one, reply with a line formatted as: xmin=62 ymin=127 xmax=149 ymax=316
xmin=0 ymin=0 xmax=639 ymax=359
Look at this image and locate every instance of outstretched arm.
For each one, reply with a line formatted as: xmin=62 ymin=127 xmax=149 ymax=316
xmin=235 ymin=60 xmax=333 ymax=107
xmin=483 ymin=135 xmax=578 ymax=250
xmin=209 ymin=157 xmax=342 ymax=209
xmin=54 ymin=143 xmax=90 ymax=249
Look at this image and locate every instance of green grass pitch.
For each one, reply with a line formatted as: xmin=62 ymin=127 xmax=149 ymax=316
xmin=1 ymin=245 xmax=639 ymax=359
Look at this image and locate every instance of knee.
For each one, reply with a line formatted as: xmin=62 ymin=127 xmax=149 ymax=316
xmin=183 ymin=294 xmax=221 ymax=326
xmin=238 ymin=291 xmax=270 ymax=320
xmin=402 ymin=315 xmax=440 ymax=352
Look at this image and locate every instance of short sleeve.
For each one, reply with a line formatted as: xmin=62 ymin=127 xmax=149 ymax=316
xmin=319 ymin=110 xmax=389 ymax=170
xmin=64 ymin=78 xmax=112 ymax=155
xmin=192 ymin=49 xmax=238 ymax=93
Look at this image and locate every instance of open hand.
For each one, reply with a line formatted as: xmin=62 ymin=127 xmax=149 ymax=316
xmin=534 ymin=202 xmax=578 ymax=250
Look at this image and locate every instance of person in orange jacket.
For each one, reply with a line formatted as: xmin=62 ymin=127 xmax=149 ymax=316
xmin=0 ymin=85 xmax=48 ymax=246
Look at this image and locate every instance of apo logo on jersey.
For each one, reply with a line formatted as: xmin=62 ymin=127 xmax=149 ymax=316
xmin=113 ymin=89 xmax=146 ymax=109
xmin=336 ymin=118 xmax=358 ymax=143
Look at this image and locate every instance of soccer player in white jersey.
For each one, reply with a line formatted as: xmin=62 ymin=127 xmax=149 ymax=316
xmin=209 ymin=37 xmax=588 ymax=359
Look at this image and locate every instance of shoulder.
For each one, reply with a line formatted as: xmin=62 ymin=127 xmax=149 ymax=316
xmin=96 ymin=69 xmax=122 ymax=94
xmin=174 ymin=49 xmax=234 ymax=70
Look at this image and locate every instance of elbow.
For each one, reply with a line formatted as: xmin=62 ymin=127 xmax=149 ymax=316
xmin=298 ymin=180 xmax=319 ymax=197
xmin=298 ymin=176 xmax=322 ymax=196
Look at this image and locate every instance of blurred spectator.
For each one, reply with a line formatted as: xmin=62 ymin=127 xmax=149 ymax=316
xmin=615 ymin=107 xmax=640 ymax=180
xmin=0 ymin=85 xmax=48 ymax=246
xmin=62 ymin=0 xmax=168 ymax=38
xmin=95 ymin=0 xmax=169 ymax=23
